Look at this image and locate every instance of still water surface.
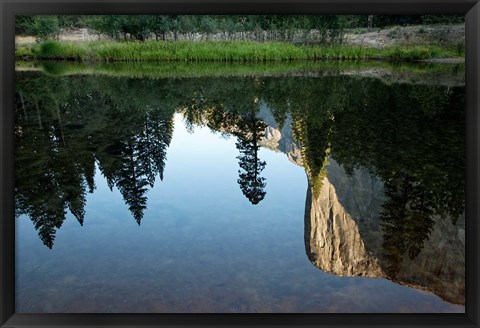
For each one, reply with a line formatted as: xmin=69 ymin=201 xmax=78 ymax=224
xmin=15 ymin=62 xmax=465 ymax=312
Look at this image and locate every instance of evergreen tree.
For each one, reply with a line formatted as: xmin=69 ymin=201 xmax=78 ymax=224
xmin=31 ymin=15 xmax=61 ymax=41
xmin=234 ymin=109 xmax=267 ymax=205
xmin=116 ymin=140 xmax=149 ymax=225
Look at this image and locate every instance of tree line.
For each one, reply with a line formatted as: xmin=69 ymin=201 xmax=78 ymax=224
xmin=16 ymin=14 xmax=464 ymax=42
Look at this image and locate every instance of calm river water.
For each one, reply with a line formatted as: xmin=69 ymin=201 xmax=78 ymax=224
xmin=15 ymin=61 xmax=465 ymax=313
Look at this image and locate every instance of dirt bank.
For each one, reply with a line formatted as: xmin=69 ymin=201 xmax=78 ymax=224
xmin=344 ymin=24 xmax=464 ymax=48
xmin=15 ymin=28 xmax=109 ymax=45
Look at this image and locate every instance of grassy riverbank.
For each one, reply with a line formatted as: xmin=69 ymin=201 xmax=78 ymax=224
xmin=16 ymin=40 xmax=464 ymax=62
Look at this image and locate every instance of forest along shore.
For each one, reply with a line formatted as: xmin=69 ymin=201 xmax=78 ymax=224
xmin=15 ymin=20 xmax=465 ymax=62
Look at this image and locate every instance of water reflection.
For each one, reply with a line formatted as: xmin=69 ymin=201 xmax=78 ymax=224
xmin=15 ymin=68 xmax=465 ymax=305
xmin=304 ymin=161 xmax=465 ymax=305
xmin=178 ymin=92 xmax=268 ymax=204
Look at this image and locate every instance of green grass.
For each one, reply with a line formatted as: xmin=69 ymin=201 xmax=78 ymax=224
xmin=15 ymin=46 xmax=34 ymax=58
xmin=33 ymin=40 xmax=89 ymax=59
xmin=17 ymin=39 xmax=463 ymax=62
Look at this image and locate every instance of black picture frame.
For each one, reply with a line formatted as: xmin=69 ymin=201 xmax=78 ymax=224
xmin=1 ymin=0 xmax=479 ymax=327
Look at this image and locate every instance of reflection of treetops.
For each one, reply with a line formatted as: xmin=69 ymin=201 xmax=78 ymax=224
xmin=15 ymin=72 xmax=465 ymax=250
xmin=15 ymin=74 xmax=271 ymax=247
xmin=292 ymin=114 xmax=332 ymax=198
xmin=329 ymin=79 xmax=465 ymax=267
xmin=287 ymin=78 xmax=347 ymax=198
xmin=15 ymin=77 xmax=175 ymax=247
xmin=96 ymin=109 xmax=174 ymax=225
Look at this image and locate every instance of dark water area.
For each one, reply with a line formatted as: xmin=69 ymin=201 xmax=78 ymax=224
xmin=14 ymin=63 xmax=465 ymax=313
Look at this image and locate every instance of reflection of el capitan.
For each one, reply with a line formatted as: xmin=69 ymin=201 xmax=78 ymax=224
xmin=256 ymin=108 xmax=465 ymax=306
xmin=303 ymin=159 xmax=465 ymax=305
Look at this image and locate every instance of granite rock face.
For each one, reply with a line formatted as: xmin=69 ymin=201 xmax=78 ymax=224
xmin=321 ymin=158 xmax=465 ymax=305
xmin=259 ymin=118 xmax=465 ymax=305
xmin=304 ymin=177 xmax=385 ymax=277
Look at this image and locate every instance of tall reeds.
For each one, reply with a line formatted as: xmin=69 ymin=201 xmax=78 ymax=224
xmin=20 ymin=40 xmax=461 ymax=62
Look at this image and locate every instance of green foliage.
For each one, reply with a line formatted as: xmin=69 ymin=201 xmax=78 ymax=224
xmin=57 ymin=15 xmax=88 ymax=29
xmin=420 ymin=15 xmax=465 ymax=25
xmin=33 ymin=40 xmax=87 ymax=59
xmin=31 ymin=16 xmax=61 ymax=41
xmin=16 ymin=15 xmax=88 ymax=35
xmin=16 ymin=14 xmax=465 ymax=44
xmin=15 ymin=15 xmax=36 ymax=34
xmin=15 ymin=46 xmax=34 ymax=59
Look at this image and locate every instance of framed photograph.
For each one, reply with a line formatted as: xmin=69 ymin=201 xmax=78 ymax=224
xmin=1 ymin=0 xmax=479 ymax=327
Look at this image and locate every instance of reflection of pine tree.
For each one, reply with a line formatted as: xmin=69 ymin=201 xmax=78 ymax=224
xmin=58 ymin=166 xmax=87 ymax=226
xmin=137 ymin=108 xmax=174 ymax=184
xmin=97 ymin=107 xmax=174 ymax=224
xmin=15 ymin=109 xmax=87 ymax=247
xmin=16 ymin=161 xmax=67 ymax=248
xmin=116 ymin=140 xmax=149 ymax=225
xmin=24 ymin=190 xmax=65 ymax=249
xmin=235 ymin=110 xmax=267 ymax=205
xmin=82 ymin=153 xmax=96 ymax=194
xmin=56 ymin=131 xmax=89 ymax=227
xmin=380 ymin=173 xmax=434 ymax=276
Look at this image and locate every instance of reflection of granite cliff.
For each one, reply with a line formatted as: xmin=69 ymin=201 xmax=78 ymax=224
xmin=258 ymin=115 xmax=465 ymax=305
xmin=304 ymin=177 xmax=384 ymax=277
xmin=312 ymin=162 xmax=465 ymax=305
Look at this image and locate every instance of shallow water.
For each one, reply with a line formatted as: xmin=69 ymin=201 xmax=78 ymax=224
xmin=15 ymin=63 xmax=465 ymax=313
